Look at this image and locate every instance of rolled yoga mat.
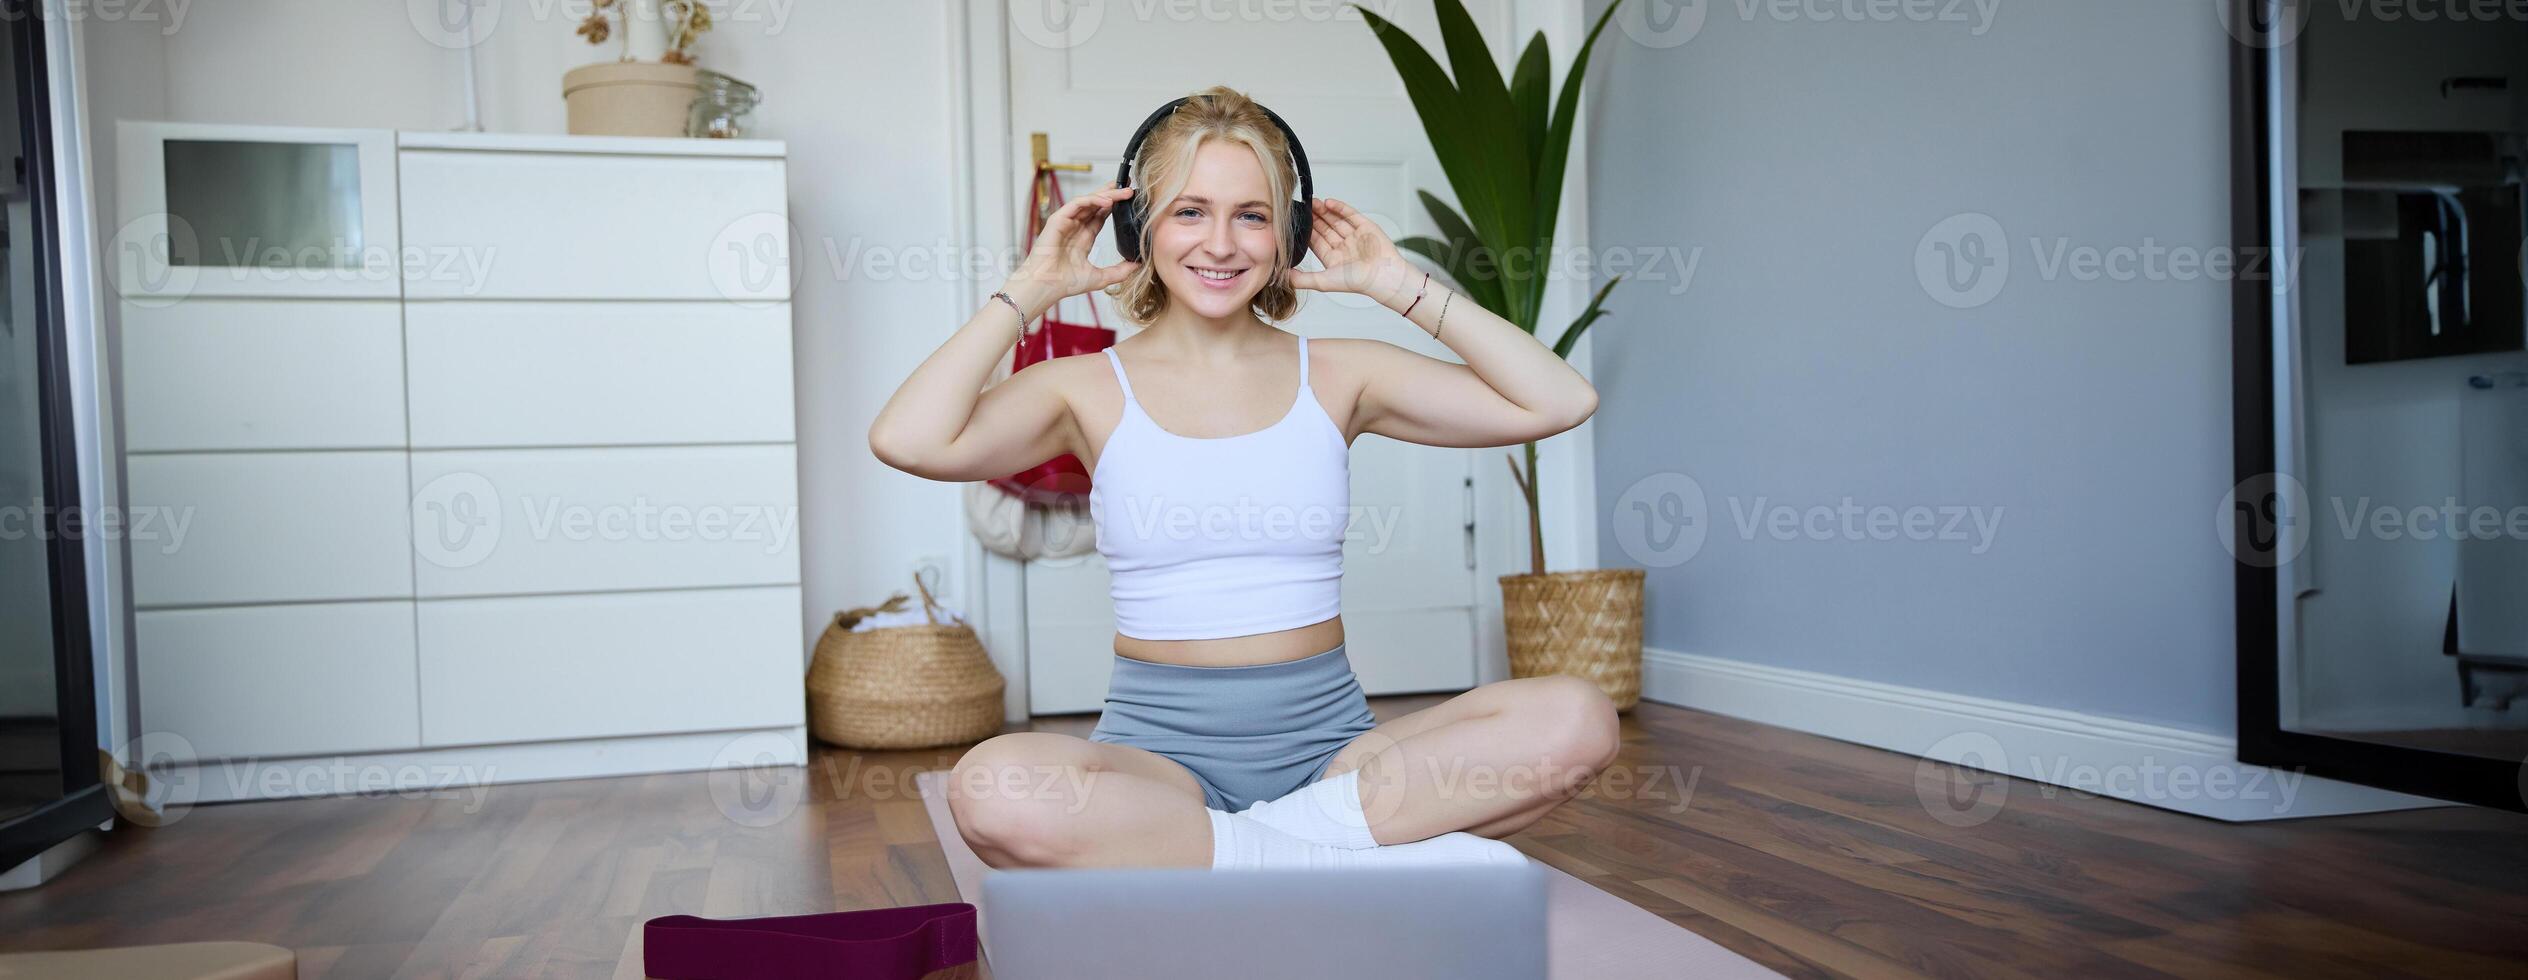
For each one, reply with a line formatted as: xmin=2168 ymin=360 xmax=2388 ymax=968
xmin=913 ymin=770 xmax=1782 ymax=979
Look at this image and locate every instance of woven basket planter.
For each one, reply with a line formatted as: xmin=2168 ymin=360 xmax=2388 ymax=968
xmin=1500 ymin=568 xmax=1645 ymax=711
xmin=807 ymin=574 xmax=1006 ymax=750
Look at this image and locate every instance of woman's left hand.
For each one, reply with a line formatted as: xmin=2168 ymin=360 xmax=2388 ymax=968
xmin=1288 ymin=197 xmax=1419 ymax=306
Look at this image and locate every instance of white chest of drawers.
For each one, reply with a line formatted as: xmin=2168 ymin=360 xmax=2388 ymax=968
xmin=114 ymin=124 xmax=805 ymax=800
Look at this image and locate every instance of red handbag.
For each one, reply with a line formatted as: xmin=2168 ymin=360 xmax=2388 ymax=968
xmin=986 ymin=165 xmax=1115 ymax=508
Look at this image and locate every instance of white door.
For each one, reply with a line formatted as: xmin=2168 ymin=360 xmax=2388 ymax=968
xmin=1006 ymin=1 xmax=1513 ymax=714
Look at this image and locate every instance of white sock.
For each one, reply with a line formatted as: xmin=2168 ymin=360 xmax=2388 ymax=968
xmin=1206 ymin=809 xmax=1527 ymax=871
xmin=1236 ymin=769 xmax=1379 ymax=849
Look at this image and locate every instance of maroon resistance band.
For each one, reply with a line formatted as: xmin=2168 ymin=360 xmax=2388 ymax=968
xmin=643 ymin=902 xmax=979 ymax=979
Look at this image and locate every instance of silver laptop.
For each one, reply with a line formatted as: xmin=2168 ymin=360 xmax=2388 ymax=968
xmin=980 ymin=864 xmax=1547 ymax=980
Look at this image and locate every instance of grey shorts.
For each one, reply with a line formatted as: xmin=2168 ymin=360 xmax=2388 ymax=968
xmin=1087 ymin=640 xmax=1380 ymax=812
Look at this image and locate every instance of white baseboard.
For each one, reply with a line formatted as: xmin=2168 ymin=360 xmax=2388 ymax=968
xmin=152 ymin=725 xmax=807 ymax=805
xmin=1641 ymin=648 xmax=2452 ymax=822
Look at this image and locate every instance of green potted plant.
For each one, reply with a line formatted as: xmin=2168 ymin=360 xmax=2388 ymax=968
xmin=1358 ymin=0 xmax=1645 ymax=710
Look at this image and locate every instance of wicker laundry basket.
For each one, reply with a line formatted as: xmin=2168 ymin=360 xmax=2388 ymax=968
xmin=1500 ymin=568 xmax=1646 ymax=711
xmin=807 ymin=573 xmax=1006 ymax=750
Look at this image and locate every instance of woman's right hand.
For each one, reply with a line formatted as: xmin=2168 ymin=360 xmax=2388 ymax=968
xmin=1005 ymin=182 xmax=1141 ymax=318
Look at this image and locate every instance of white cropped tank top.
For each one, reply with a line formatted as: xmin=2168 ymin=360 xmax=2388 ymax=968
xmin=1090 ymin=335 xmax=1349 ymax=640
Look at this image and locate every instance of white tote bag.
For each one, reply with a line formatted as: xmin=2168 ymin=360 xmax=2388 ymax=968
xmin=965 ymin=480 xmax=1099 ymax=561
xmin=962 ymin=337 xmax=1101 ymax=561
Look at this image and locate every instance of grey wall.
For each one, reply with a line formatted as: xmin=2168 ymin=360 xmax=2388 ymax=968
xmin=1583 ymin=0 xmax=2237 ymax=734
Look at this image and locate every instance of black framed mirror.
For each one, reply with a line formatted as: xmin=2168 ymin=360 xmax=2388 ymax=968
xmin=2230 ymin=0 xmax=2528 ymax=813
xmin=0 ymin=0 xmax=112 ymax=873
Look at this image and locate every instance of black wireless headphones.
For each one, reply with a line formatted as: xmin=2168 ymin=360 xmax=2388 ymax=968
xmin=1110 ymin=94 xmax=1314 ymax=268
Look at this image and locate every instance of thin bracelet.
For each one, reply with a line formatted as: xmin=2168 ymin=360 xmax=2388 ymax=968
xmin=1401 ymin=271 xmax=1431 ymax=318
xmin=989 ymin=290 xmax=1031 ymax=327
xmin=1433 ymin=291 xmax=1453 ymax=340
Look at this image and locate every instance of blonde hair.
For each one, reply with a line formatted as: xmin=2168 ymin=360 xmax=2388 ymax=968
xmin=1106 ymin=85 xmax=1302 ymax=325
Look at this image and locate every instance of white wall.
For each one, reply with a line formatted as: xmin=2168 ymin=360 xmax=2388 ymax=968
xmin=80 ymin=0 xmax=972 ymax=663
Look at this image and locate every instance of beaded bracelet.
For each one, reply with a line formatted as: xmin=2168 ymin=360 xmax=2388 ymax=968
xmin=1402 ymin=271 xmax=1431 ymax=318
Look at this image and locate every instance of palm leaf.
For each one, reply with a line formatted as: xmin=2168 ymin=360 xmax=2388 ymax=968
xmin=1432 ymin=0 xmax=1534 ymax=317
xmin=1353 ymin=5 xmax=1506 ymax=253
xmin=1531 ymin=0 xmax=1623 ymax=326
xmin=1356 ymin=1 xmax=1631 ymax=579
xmin=1509 ymin=33 xmax=1551 ymax=172
xmin=1550 ymin=274 xmax=1622 ymax=360
xmin=1414 ymin=192 xmax=1509 ymax=318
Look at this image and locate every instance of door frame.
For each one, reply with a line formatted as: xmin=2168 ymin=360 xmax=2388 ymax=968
xmin=945 ymin=1 xmax=1605 ymax=723
xmin=2226 ymin=0 xmax=2525 ymax=813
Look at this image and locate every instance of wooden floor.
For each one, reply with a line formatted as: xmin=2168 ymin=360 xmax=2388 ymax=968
xmin=4 ymin=696 xmax=2525 ymax=979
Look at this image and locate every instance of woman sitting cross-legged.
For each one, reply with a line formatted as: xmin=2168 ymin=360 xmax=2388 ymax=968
xmin=867 ymin=85 xmax=1617 ymax=872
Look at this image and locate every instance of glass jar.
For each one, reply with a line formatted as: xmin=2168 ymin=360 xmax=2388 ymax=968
xmin=687 ymin=69 xmax=760 ymax=139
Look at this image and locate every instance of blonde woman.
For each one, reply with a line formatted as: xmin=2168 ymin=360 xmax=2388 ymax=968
xmin=869 ymin=86 xmax=1616 ymax=871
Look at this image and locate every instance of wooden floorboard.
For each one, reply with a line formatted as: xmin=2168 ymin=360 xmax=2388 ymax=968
xmin=2 ymin=697 xmax=2523 ymax=979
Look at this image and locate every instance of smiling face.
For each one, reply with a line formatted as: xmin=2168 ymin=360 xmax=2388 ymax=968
xmin=1146 ymin=139 xmax=1284 ymax=321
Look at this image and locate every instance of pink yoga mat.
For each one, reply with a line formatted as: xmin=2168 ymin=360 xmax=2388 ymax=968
xmin=912 ymin=770 xmax=1782 ymax=979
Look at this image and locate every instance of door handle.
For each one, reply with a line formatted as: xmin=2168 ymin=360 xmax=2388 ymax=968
xmin=1030 ymin=132 xmax=1096 ymax=173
